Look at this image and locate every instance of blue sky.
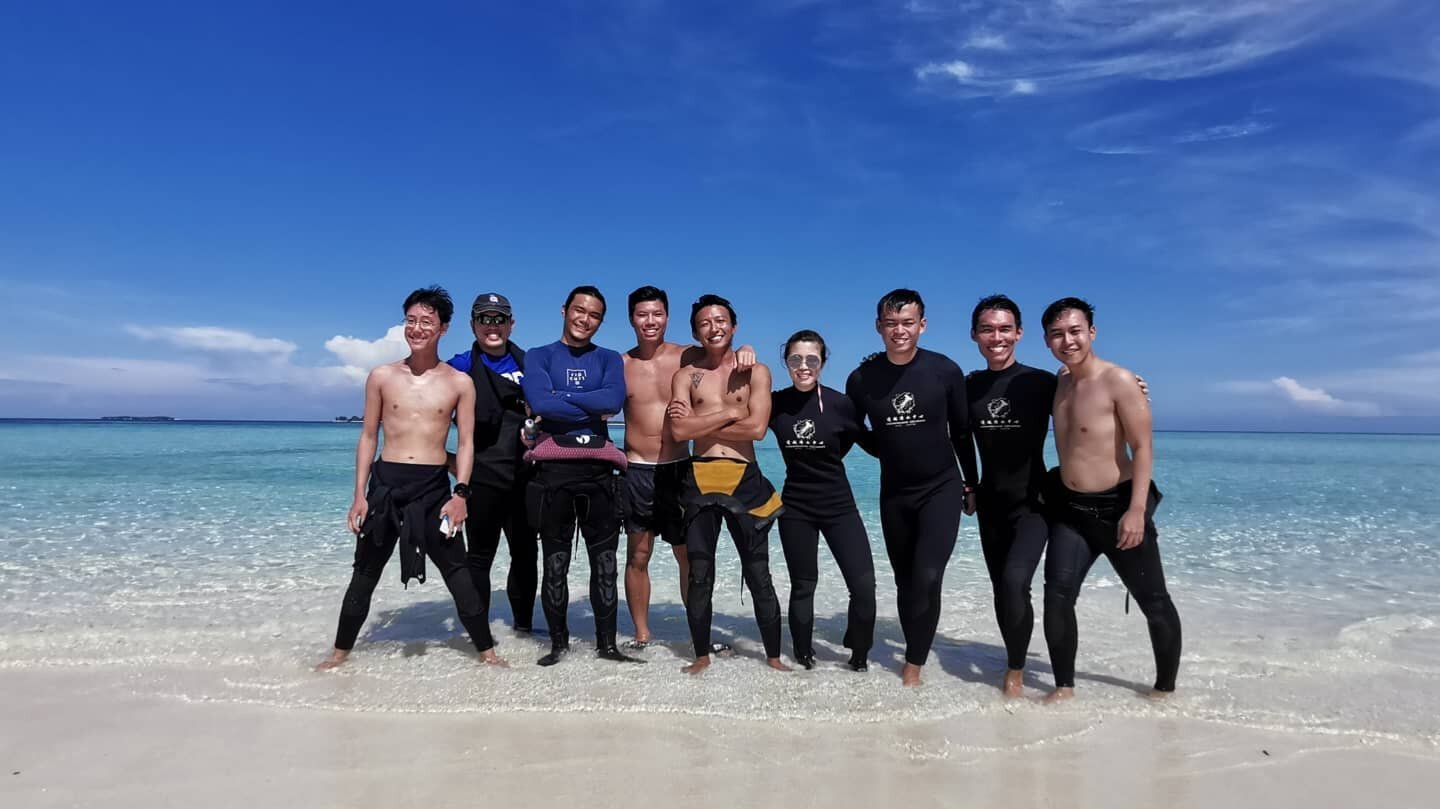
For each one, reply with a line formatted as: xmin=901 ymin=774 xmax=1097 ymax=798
xmin=2 ymin=1 xmax=1437 ymax=431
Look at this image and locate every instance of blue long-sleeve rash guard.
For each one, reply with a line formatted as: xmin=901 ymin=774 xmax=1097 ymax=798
xmin=520 ymin=340 xmax=626 ymax=437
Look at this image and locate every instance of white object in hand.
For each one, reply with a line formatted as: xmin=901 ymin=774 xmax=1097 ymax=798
xmin=439 ymin=514 xmax=453 ymax=538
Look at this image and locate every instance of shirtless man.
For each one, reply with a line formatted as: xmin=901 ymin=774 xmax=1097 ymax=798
xmin=1040 ymin=297 xmax=1181 ymax=701
xmin=318 ymin=286 xmax=504 ymax=670
xmin=668 ymin=294 xmax=788 ymax=675
xmin=619 ymin=285 xmax=755 ymax=647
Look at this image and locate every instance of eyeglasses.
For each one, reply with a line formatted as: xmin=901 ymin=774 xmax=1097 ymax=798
xmin=786 ymin=354 xmax=822 ymax=370
xmin=404 ymin=317 xmax=442 ymax=332
xmin=473 ymin=313 xmax=511 ymax=326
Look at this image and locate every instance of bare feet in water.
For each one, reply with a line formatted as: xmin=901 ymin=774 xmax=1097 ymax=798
xmin=1042 ymin=687 xmax=1075 ymax=704
xmin=315 ymin=649 xmax=350 ymax=671
xmin=481 ymin=649 xmax=509 ymax=667
xmin=682 ymin=655 xmax=711 ymax=675
xmin=1145 ymin=689 xmax=1172 ymax=701
xmin=901 ymin=662 xmax=923 ymax=687
xmin=1002 ymin=669 xmax=1025 ymax=698
xmin=766 ymin=657 xmax=792 ymax=673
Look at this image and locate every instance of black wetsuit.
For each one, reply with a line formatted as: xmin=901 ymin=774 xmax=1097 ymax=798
xmin=520 ymin=341 xmax=627 ymax=652
xmin=334 ymin=461 xmax=494 ymax=653
xmin=450 ymin=342 xmax=539 ymax=632
xmin=1043 ymin=471 xmax=1182 ymax=692
xmin=845 ymin=349 xmax=979 ymax=667
xmin=681 ymin=458 xmax=786 ymax=660
xmin=769 ymin=385 xmax=876 ymax=664
xmin=967 ymin=362 xmax=1056 ymax=671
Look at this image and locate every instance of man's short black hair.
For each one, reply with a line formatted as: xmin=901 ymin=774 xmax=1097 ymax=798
xmin=877 ymin=288 xmax=925 ymax=319
xmin=564 ymin=285 xmax=607 ymax=318
xmin=690 ymin=294 xmax=738 ymax=332
xmin=1041 ymin=297 xmax=1095 ymax=330
xmin=972 ymin=294 xmax=1023 ymax=332
xmin=628 ymin=286 xmax=668 ymax=317
xmin=403 ymin=286 xmax=454 ymax=324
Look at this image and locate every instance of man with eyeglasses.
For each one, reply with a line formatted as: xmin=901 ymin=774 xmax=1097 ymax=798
xmin=318 ymin=286 xmax=501 ymax=669
xmin=445 ymin=293 xmax=538 ymax=644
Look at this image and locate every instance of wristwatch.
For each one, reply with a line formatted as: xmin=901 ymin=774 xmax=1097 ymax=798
xmin=453 ymin=482 xmax=472 ymax=499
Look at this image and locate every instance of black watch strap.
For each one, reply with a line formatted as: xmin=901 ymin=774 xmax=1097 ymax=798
xmin=453 ymin=482 xmax=472 ymax=499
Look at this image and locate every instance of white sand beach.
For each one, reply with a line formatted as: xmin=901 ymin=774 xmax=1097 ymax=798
xmin=4 ymin=668 xmax=1438 ymax=809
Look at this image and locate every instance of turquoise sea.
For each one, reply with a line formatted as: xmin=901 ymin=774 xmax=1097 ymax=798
xmin=1 ymin=421 xmax=1438 ymax=742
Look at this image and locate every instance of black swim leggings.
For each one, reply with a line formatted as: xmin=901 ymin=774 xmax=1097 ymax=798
xmin=1043 ymin=486 xmax=1182 ymax=692
xmin=685 ymin=508 xmax=783 ymax=659
xmin=976 ymin=500 xmax=1048 ymax=671
xmin=777 ymin=508 xmax=876 ymax=661
xmin=335 ymin=526 xmax=494 ymax=653
xmin=878 ymin=475 xmax=965 ymax=666
xmin=526 ymin=461 xmax=622 ymax=647
xmin=464 ymin=474 xmax=538 ymax=631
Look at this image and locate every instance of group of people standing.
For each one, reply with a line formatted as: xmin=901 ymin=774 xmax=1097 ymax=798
xmin=316 ymin=283 xmax=1182 ymax=700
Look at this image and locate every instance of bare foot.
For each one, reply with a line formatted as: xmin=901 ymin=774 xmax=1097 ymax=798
xmin=901 ymin=663 xmax=923 ymax=687
xmin=1145 ymin=689 xmax=1172 ymax=701
xmin=1002 ymin=669 xmax=1025 ymax=698
xmin=1042 ymin=687 xmax=1075 ymax=704
xmin=480 ymin=649 xmax=509 ymax=667
xmin=682 ymin=655 xmax=711 ymax=676
xmin=315 ymin=649 xmax=350 ymax=671
xmin=766 ymin=657 xmax=793 ymax=673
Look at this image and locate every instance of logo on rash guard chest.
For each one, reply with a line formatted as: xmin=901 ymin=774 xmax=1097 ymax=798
xmin=566 ymin=368 xmax=587 ymax=388
xmin=979 ymin=396 xmax=1021 ymax=431
xmin=784 ymin=417 xmax=824 ymax=450
xmin=886 ymin=391 xmax=925 ymax=427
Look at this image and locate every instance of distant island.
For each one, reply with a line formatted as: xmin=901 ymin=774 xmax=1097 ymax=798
xmin=334 ymin=416 xmax=364 ymax=423
xmin=101 ymin=416 xmax=175 ymax=422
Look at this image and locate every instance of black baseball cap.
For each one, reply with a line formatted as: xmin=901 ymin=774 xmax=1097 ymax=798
xmin=470 ymin=292 xmax=512 ymax=319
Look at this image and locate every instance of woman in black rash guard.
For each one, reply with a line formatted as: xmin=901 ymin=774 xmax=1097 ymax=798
xmin=845 ymin=289 xmax=980 ymax=687
xmin=769 ymin=330 xmax=877 ymax=672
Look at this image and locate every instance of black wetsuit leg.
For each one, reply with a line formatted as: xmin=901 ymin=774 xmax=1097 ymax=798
xmin=778 ymin=513 xmax=821 ymax=660
xmin=977 ymin=501 xmax=1048 ymax=671
xmin=781 ymin=510 xmax=877 ymax=661
xmin=467 ymin=475 xmax=539 ymax=631
xmin=823 ymin=509 xmax=877 ymax=659
xmin=724 ymin=510 xmax=784 ymax=659
xmin=502 ymin=470 xmax=539 ymax=630
xmin=1043 ymin=487 xmax=1181 ymax=692
xmin=879 ymin=476 xmax=964 ymax=666
xmin=334 ymin=530 xmax=397 ymax=651
xmin=684 ymin=508 xmax=724 ymax=657
xmin=424 ymin=527 xmax=495 ymax=652
xmin=528 ymin=461 xmax=621 ymax=647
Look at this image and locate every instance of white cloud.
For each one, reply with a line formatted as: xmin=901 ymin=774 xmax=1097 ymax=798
xmin=1011 ymin=79 xmax=1037 ymax=95
xmin=897 ymin=0 xmax=1395 ymax=99
xmin=324 ymin=325 xmax=410 ymax=377
xmin=1272 ymin=377 xmax=1384 ymax=416
xmin=916 ymin=59 xmax=974 ymax=81
xmin=125 ymin=325 xmax=297 ymax=357
xmin=1220 ymin=376 xmax=1387 ymax=417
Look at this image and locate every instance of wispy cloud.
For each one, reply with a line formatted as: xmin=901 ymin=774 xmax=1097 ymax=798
xmin=905 ymin=0 xmax=1394 ymax=98
xmin=125 ymin=325 xmax=297 ymax=358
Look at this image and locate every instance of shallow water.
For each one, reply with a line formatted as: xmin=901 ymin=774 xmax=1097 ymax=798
xmin=1 ymin=422 xmax=1437 ymax=742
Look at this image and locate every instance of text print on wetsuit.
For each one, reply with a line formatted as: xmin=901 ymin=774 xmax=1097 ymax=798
xmin=886 ymin=391 xmax=926 ymax=428
xmin=977 ymin=396 xmax=1022 ymax=432
xmin=565 ymin=368 xmax=586 ymax=388
xmin=783 ymin=419 xmax=826 ymax=451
